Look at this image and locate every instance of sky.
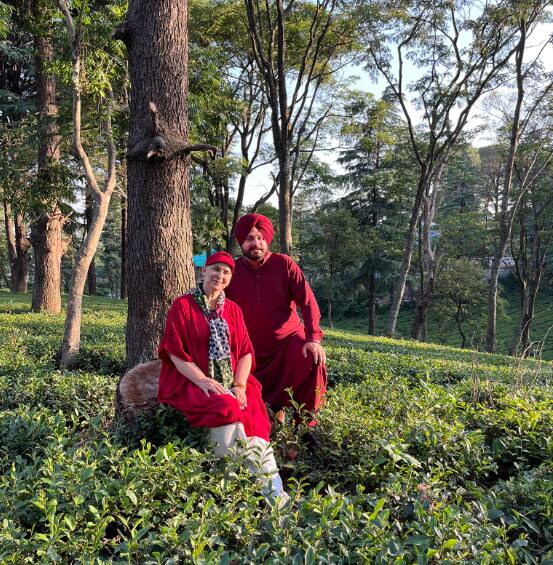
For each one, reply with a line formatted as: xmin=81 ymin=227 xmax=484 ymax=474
xmin=240 ymin=17 xmax=553 ymax=207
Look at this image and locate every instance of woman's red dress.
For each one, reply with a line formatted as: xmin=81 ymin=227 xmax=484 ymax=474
xmin=157 ymin=294 xmax=271 ymax=441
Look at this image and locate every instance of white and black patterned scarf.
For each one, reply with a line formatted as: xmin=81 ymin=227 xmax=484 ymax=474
xmin=189 ymin=285 xmax=233 ymax=388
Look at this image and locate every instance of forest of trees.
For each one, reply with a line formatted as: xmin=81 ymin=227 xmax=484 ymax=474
xmin=1 ymin=0 xmax=553 ymax=366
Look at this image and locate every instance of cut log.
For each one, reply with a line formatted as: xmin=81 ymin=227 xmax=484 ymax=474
xmin=118 ymin=359 xmax=161 ymax=411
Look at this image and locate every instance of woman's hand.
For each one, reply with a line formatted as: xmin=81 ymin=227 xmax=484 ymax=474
xmin=197 ymin=377 xmax=228 ymax=397
xmin=231 ymin=386 xmax=247 ymax=409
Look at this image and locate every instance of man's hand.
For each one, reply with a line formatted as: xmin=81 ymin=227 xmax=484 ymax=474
xmin=303 ymin=341 xmax=326 ymax=365
xmin=197 ymin=377 xmax=228 ymax=397
xmin=230 ymin=386 xmax=247 ymax=409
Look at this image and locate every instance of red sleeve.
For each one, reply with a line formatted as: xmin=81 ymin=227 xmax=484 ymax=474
xmin=287 ymin=258 xmax=324 ymax=342
xmin=158 ymin=298 xmax=195 ymax=364
xmin=230 ymin=301 xmax=257 ymax=373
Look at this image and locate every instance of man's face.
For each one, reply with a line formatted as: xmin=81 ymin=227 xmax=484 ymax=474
xmin=241 ymin=227 xmax=269 ymax=261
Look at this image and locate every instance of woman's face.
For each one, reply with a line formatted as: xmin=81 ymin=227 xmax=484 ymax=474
xmin=202 ymin=263 xmax=233 ymax=295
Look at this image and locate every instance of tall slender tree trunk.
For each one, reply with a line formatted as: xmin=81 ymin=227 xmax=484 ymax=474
xmin=120 ymin=0 xmax=195 ymax=367
xmin=327 ymin=301 xmax=333 ymax=329
xmin=120 ymin=194 xmax=128 ymax=299
xmin=4 ymin=201 xmax=18 ymax=291
xmin=85 ymin=194 xmax=97 ymax=296
xmin=31 ymin=0 xmax=63 ymax=314
xmin=485 ymin=20 xmax=527 ymax=353
xmin=60 ymin=196 xmax=111 ymax=367
xmin=278 ymin=152 xmax=293 ymax=255
xmin=228 ymin=172 xmax=247 ymax=254
xmin=385 ymin=169 xmax=429 ymax=336
xmin=13 ymin=212 xmax=30 ymax=292
xmin=367 ymin=269 xmax=376 ymax=335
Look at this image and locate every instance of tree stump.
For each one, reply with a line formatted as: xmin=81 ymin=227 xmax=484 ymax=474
xmin=117 ymin=359 xmax=162 ymax=415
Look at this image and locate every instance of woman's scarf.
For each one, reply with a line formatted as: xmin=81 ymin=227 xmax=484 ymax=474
xmin=189 ymin=285 xmax=234 ymax=389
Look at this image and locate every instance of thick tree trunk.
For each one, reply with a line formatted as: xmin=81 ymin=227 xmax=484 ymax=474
xmin=31 ymin=0 xmax=63 ymax=313
xmin=385 ymin=170 xmax=429 ymax=336
xmin=60 ymin=195 xmax=110 ymax=368
xmin=31 ymin=210 xmax=64 ymax=313
xmin=367 ymin=269 xmax=376 ymax=335
xmin=123 ymin=0 xmax=195 ymax=367
xmin=120 ymin=195 xmax=128 ymax=299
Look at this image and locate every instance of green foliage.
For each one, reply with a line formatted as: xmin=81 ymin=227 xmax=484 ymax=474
xmin=0 ymin=292 xmax=552 ymax=562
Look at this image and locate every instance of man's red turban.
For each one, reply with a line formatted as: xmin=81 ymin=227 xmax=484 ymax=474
xmin=234 ymin=214 xmax=274 ymax=246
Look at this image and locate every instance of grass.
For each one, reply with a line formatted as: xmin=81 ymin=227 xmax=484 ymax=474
xmin=333 ymin=287 xmax=553 ymax=360
xmin=0 ymin=290 xmax=552 ymax=563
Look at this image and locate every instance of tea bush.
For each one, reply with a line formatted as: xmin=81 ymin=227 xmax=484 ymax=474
xmin=0 ymin=292 xmax=552 ymax=563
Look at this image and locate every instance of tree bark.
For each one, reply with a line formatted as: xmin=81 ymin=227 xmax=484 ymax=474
xmin=385 ymin=168 xmax=429 ymax=336
xmin=327 ymin=301 xmax=333 ymax=329
xmin=120 ymin=194 xmax=128 ymax=299
xmin=3 ymin=201 xmax=17 ymax=290
xmin=13 ymin=212 xmax=30 ymax=293
xmin=278 ymin=153 xmax=293 ymax=255
xmin=485 ymin=20 xmax=527 ymax=353
xmin=31 ymin=0 xmax=63 ymax=314
xmin=120 ymin=0 xmax=195 ymax=367
xmin=85 ymin=194 xmax=97 ymax=296
xmin=57 ymin=0 xmax=118 ymax=369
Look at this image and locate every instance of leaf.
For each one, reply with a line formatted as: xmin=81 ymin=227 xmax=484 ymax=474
xmin=406 ymin=535 xmax=429 ymax=546
xmin=442 ymin=538 xmax=458 ymax=550
xmin=126 ymin=489 xmax=138 ymax=505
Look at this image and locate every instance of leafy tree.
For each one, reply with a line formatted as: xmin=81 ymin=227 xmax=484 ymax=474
xmin=244 ymin=0 xmax=359 ymax=254
xmin=361 ymin=0 xmax=550 ymax=338
xmin=434 ymin=258 xmax=488 ymax=349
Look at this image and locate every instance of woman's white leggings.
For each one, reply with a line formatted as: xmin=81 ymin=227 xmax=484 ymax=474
xmin=208 ymin=423 xmax=285 ymax=497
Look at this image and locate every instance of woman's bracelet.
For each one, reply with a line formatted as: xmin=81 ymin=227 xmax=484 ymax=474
xmin=231 ymin=382 xmax=246 ymax=391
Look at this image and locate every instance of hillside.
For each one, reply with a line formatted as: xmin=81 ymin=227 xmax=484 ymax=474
xmin=0 ymin=293 xmax=551 ymax=562
xmin=336 ymin=288 xmax=553 ymax=361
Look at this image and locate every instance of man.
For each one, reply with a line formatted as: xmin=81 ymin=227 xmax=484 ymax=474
xmin=226 ymin=213 xmax=327 ymax=425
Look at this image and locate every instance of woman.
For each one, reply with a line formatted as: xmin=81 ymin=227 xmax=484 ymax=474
xmin=157 ymin=251 xmax=286 ymax=500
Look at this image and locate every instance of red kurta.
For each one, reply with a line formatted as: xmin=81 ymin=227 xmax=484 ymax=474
xmin=157 ymin=294 xmax=271 ymax=441
xmin=226 ymin=253 xmax=327 ymax=413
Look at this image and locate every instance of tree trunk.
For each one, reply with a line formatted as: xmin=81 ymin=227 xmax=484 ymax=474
xmin=385 ymin=169 xmax=429 ymax=336
xmin=85 ymin=195 xmax=97 ymax=296
xmin=367 ymin=269 xmax=376 ymax=335
xmin=455 ymin=308 xmax=466 ymax=349
xmin=485 ymin=22 xmax=526 ymax=353
xmin=3 ymin=201 xmax=17 ymax=291
xmin=227 ymin=173 xmax=247 ymax=254
xmin=60 ymin=195 xmax=110 ymax=368
xmin=120 ymin=194 xmax=128 ymax=299
xmin=13 ymin=212 xmax=30 ymax=293
xmin=278 ymin=153 xmax=293 ymax=255
xmin=31 ymin=0 xmax=63 ymax=313
xmin=327 ymin=301 xmax=333 ymax=329
xmin=31 ymin=210 xmax=64 ymax=313
xmin=122 ymin=0 xmax=195 ymax=367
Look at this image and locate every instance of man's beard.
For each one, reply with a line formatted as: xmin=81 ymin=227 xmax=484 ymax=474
xmin=244 ymin=248 xmax=266 ymax=261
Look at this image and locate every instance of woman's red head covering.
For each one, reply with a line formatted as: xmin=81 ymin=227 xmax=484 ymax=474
xmin=205 ymin=251 xmax=235 ymax=272
xmin=234 ymin=213 xmax=274 ymax=246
